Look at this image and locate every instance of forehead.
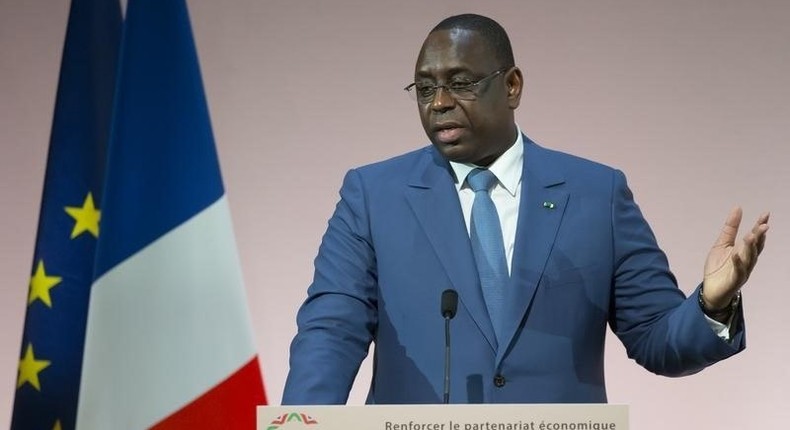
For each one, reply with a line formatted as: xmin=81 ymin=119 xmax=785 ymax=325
xmin=415 ymin=29 xmax=494 ymax=78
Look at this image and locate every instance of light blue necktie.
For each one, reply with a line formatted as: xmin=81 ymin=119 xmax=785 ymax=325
xmin=467 ymin=168 xmax=509 ymax=341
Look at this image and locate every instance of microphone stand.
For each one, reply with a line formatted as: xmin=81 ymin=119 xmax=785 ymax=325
xmin=443 ymin=313 xmax=452 ymax=404
xmin=440 ymin=289 xmax=457 ymax=404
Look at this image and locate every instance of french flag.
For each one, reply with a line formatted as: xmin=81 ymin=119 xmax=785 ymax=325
xmin=76 ymin=0 xmax=266 ymax=428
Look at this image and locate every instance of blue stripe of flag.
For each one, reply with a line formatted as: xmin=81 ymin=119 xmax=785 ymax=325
xmin=94 ymin=0 xmax=225 ymax=279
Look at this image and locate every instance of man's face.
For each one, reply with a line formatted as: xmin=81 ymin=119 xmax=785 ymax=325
xmin=415 ymin=29 xmax=522 ymax=166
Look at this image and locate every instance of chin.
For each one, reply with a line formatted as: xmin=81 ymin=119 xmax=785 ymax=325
xmin=432 ymin=141 xmax=467 ymax=162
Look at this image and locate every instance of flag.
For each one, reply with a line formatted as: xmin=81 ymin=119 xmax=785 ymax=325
xmin=75 ymin=0 xmax=267 ymax=428
xmin=11 ymin=1 xmax=121 ymax=429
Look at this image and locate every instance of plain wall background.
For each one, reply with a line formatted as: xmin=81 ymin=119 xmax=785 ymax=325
xmin=1 ymin=0 xmax=788 ymax=428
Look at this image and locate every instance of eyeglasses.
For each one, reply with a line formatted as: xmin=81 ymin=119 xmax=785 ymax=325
xmin=404 ymin=68 xmax=508 ymax=104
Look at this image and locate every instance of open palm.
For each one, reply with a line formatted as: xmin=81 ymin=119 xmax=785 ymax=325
xmin=702 ymin=207 xmax=769 ymax=309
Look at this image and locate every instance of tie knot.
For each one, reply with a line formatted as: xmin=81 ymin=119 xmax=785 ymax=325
xmin=467 ymin=168 xmax=498 ymax=193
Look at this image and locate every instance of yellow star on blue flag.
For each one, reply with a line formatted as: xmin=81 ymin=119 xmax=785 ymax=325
xmin=28 ymin=260 xmax=62 ymax=308
xmin=64 ymin=192 xmax=101 ymax=239
xmin=17 ymin=344 xmax=51 ymax=391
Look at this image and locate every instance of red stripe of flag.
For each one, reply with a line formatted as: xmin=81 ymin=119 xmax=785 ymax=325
xmin=151 ymin=357 xmax=267 ymax=429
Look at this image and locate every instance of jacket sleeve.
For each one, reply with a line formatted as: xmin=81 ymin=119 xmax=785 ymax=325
xmin=609 ymin=169 xmax=744 ymax=376
xmin=282 ymin=169 xmax=378 ymax=404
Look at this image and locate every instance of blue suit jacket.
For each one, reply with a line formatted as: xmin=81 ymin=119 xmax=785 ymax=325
xmin=283 ymin=136 xmax=744 ymax=404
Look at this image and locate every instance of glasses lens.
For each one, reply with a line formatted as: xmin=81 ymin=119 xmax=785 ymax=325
xmin=415 ymin=85 xmax=436 ymax=103
xmin=406 ymin=84 xmax=430 ymax=102
xmin=448 ymin=83 xmax=476 ymax=101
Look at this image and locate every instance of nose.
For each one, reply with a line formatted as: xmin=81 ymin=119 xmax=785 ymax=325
xmin=430 ymin=86 xmax=455 ymax=112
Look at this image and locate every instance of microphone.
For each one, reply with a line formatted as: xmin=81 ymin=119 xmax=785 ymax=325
xmin=441 ymin=289 xmax=458 ymax=319
xmin=440 ymin=289 xmax=458 ymax=404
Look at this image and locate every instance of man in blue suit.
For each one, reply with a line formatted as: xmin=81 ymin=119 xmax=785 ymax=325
xmin=282 ymin=14 xmax=769 ymax=404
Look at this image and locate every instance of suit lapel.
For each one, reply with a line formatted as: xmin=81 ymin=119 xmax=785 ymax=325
xmin=405 ymin=148 xmax=498 ymax=351
xmin=496 ymin=137 xmax=569 ymax=364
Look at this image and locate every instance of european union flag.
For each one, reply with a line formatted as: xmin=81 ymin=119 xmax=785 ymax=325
xmin=11 ymin=1 xmax=121 ymax=429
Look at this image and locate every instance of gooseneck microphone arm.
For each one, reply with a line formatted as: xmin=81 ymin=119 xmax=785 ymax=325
xmin=441 ymin=289 xmax=458 ymax=404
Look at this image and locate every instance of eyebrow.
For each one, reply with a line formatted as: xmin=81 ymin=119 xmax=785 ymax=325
xmin=415 ymin=66 xmax=475 ymax=80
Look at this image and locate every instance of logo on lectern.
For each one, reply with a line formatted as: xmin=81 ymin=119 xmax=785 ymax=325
xmin=266 ymin=412 xmax=319 ymax=429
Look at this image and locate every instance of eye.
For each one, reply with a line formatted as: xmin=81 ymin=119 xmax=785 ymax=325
xmin=416 ymin=84 xmax=437 ymax=98
xmin=448 ymin=80 xmax=474 ymax=91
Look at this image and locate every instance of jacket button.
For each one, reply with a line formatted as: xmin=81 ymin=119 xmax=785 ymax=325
xmin=493 ymin=375 xmax=506 ymax=387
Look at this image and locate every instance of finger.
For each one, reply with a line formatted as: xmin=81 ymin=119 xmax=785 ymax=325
xmin=739 ymin=231 xmax=759 ymax=271
xmin=751 ymin=212 xmax=770 ymax=234
xmin=752 ymin=212 xmax=771 ymax=245
xmin=748 ymin=212 xmax=770 ymax=254
xmin=754 ymin=222 xmax=769 ymax=254
xmin=713 ymin=206 xmax=743 ymax=247
xmin=757 ymin=211 xmax=770 ymax=224
xmin=731 ymin=252 xmax=749 ymax=287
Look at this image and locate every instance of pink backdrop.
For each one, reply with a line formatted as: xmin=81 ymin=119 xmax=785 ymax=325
xmin=2 ymin=0 xmax=788 ymax=428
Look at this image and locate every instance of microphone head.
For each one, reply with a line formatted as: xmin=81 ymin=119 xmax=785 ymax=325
xmin=441 ymin=289 xmax=458 ymax=319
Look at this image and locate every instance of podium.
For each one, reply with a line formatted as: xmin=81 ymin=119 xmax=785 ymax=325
xmin=258 ymin=404 xmax=627 ymax=429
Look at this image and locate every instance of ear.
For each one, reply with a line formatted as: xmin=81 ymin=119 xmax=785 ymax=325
xmin=504 ymin=67 xmax=524 ymax=109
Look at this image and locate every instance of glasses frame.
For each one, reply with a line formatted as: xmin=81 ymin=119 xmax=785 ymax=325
xmin=404 ymin=68 xmax=509 ymax=104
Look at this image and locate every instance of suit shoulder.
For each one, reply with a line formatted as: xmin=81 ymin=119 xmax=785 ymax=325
xmin=353 ymin=146 xmax=434 ymax=175
xmin=334 ymin=146 xmax=438 ymax=195
xmin=525 ymin=139 xmax=628 ymax=196
xmin=534 ymin=143 xmax=619 ymax=175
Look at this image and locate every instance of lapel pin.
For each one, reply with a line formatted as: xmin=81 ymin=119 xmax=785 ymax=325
xmin=543 ymin=201 xmax=555 ymax=209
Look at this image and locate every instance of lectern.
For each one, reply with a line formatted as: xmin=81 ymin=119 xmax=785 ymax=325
xmin=258 ymin=404 xmax=627 ymax=430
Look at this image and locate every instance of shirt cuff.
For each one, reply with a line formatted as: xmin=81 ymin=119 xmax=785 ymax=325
xmin=705 ymin=313 xmax=734 ymax=341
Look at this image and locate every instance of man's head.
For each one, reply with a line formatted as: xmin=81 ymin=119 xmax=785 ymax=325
xmin=412 ymin=14 xmax=523 ymax=167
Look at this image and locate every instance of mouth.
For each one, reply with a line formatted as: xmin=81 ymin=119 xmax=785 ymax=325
xmin=432 ymin=122 xmax=464 ymax=144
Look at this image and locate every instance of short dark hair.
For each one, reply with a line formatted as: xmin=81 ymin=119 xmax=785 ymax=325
xmin=431 ymin=14 xmax=515 ymax=69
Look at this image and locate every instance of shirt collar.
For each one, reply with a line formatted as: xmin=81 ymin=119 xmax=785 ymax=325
xmin=449 ymin=125 xmax=524 ymax=197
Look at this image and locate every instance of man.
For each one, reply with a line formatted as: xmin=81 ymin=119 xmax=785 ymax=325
xmin=282 ymin=14 xmax=769 ymax=404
